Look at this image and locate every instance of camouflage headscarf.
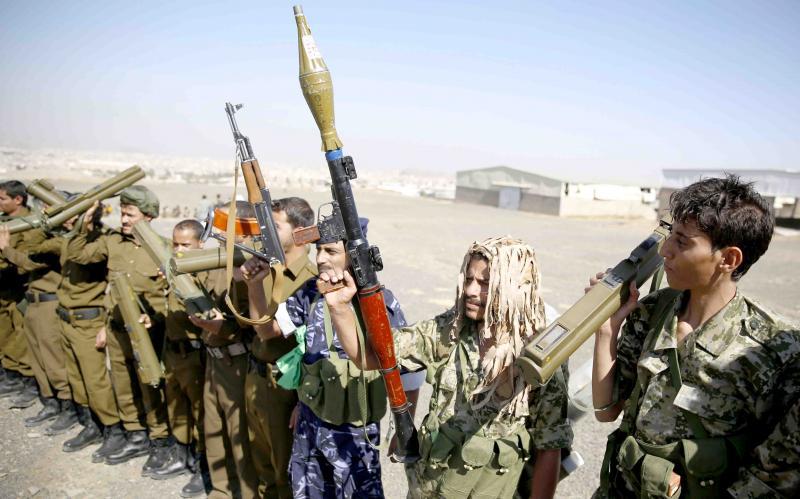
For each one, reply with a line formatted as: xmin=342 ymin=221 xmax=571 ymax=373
xmin=120 ymin=185 xmax=159 ymax=218
xmin=452 ymin=236 xmax=547 ymax=418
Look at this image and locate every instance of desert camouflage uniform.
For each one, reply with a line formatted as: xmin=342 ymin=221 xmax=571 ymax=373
xmin=394 ymin=309 xmax=573 ymax=499
xmin=601 ymin=288 xmax=800 ymax=498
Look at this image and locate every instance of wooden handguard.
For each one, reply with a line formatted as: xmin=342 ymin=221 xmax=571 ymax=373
xmin=358 ymin=285 xmax=407 ymax=410
xmin=212 ymin=208 xmax=260 ymax=236
xmin=241 ymin=159 xmax=266 ymax=203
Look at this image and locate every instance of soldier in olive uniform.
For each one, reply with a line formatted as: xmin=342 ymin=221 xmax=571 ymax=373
xmin=68 ymin=187 xmax=172 ymax=473
xmin=240 ymin=197 xmax=316 ymax=499
xmin=7 ymin=205 xmax=123 ymax=455
xmin=189 ymin=201 xmax=258 ymax=499
xmin=151 ymin=219 xmax=220 ymax=498
xmin=323 ymin=237 xmax=573 ymax=499
xmin=591 ymin=175 xmax=799 ymax=498
xmin=0 ymin=181 xmax=37 ymax=400
xmin=0 ymin=220 xmax=73 ymax=422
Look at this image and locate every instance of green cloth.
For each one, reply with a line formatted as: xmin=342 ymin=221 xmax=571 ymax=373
xmin=276 ymin=325 xmax=307 ymax=390
xmin=120 ymin=185 xmax=159 ymax=218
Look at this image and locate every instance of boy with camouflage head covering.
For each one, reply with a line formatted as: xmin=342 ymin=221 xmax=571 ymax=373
xmin=323 ymin=236 xmax=573 ymax=498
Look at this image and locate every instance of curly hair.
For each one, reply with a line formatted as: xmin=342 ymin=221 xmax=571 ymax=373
xmin=669 ymin=174 xmax=774 ymax=280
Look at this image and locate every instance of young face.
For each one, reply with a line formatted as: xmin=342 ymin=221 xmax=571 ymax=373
xmin=272 ymin=209 xmax=298 ymax=255
xmin=0 ymin=189 xmax=23 ymax=216
xmin=316 ymin=241 xmax=348 ymax=276
xmin=120 ymin=204 xmax=151 ymax=235
xmin=463 ymin=255 xmax=490 ymax=321
xmin=660 ymin=218 xmax=728 ymax=291
xmin=172 ymin=228 xmax=202 ymax=253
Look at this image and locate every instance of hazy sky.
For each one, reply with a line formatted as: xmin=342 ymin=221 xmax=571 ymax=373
xmin=1 ymin=1 xmax=798 ymax=184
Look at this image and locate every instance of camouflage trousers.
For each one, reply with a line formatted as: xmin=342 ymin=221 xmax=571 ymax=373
xmin=289 ymin=403 xmax=384 ymax=499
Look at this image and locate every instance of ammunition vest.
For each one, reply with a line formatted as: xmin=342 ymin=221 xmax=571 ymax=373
xmin=600 ymin=289 xmax=750 ymax=499
xmin=296 ymin=301 xmax=386 ymax=426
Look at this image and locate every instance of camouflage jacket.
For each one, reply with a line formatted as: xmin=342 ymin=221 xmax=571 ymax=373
xmin=394 ymin=308 xmax=572 ymax=448
xmin=615 ymin=288 xmax=800 ymax=497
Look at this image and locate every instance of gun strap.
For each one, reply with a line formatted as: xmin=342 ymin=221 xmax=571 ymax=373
xmin=223 ymin=153 xmax=286 ymax=326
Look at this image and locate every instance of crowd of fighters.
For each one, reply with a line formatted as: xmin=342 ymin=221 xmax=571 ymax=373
xmin=0 ymin=174 xmax=797 ymax=499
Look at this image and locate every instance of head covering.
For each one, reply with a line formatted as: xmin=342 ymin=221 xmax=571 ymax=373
xmin=120 ymin=185 xmax=159 ymax=218
xmin=452 ymin=236 xmax=546 ymax=418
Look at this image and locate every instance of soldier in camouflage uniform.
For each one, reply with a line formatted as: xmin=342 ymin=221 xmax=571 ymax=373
xmin=323 ymin=236 xmax=573 ymax=499
xmin=591 ymin=175 xmax=799 ymax=498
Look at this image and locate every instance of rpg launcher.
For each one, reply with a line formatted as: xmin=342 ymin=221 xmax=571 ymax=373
xmin=199 ymin=103 xmax=285 ymax=267
xmin=110 ymin=273 xmax=163 ymax=388
xmin=132 ymin=220 xmax=217 ymax=320
xmin=169 ymin=246 xmax=247 ymax=275
xmin=293 ymin=5 xmax=420 ymax=463
xmin=516 ymin=217 xmax=673 ymax=385
xmin=26 ymin=179 xmax=68 ymax=207
xmin=2 ymin=166 xmax=145 ymax=234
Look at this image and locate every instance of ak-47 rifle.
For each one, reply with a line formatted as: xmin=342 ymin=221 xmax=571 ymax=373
xmin=516 ymin=216 xmax=672 ymax=384
xmin=293 ymin=5 xmax=419 ymax=463
xmin=2 ymin=166 xmax=145 ymax=234
xmin=199 ymin=104 xmax=285 ymax=267
xmin=109 ymin=273 xmax=163 ymax=387
xmin=132 ymin=220 xmax=217 ymax=320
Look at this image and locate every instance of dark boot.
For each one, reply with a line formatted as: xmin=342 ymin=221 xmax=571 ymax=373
xmin=62 ymin=406 xmax=102 ymax=452
xmin=150 ymin=442 xmax=190 ymax=480
xmin=180 ymin=453 xmax=210 ymax=498
xmin=91 ymin=423 xmax=126 ymax=463
xmin=24 ymin=397 xmax=60 ymax=427
xmin=9 ymin=376 xmax=39 ymax=408
xmin=45 ymin=399 xmax=80 ymax=436
xmin=0 ymin=370 xmax=23 ymax=398
xmin=104 ymin=429 xmax=149 ymax=465
xmin=141 ymin=438 xmax=174 ymax=477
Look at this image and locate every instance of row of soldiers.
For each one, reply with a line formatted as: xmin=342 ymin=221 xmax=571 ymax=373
xmin=1 ymin=174 xmax=798 ymax=499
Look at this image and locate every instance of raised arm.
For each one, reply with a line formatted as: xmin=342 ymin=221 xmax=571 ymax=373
xmin=322 ymin=270 xmax=380 ymax=370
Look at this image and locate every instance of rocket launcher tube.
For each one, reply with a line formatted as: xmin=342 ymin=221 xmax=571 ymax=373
xmin=133 ymin=221 xmax=217 ymax=320
xmin=515 ymin=217 xmax=673 ymax=385
xmin=110 ymin=273 xmax=163 ymax=388
xmin=170 ymin=246 xmax=246 ymax=275
xmin=3 ymin=166 xmax=146 ymax=235
xmin=27 ymin=179 xmax=68 ymax=207
xmin=294 ymin=5 xmax=419 ymax=463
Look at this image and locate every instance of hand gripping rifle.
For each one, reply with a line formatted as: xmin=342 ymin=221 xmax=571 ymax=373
xmin=132 ymin=220 xmax=217 ymax=320
xmin=2 ymin=166 xmax=145 ymax=234
xmin=293 ymin=5 xmax=420 ymax=463
xmin=515 ymin=216 xmax=673 ymax=385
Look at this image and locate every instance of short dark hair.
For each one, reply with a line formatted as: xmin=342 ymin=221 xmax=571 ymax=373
xmin=0 ymin=180 xmax=28 ymax=207
xmin=272 ymin=197 xmax=314 ymax=229
xmin=669 ymin=174 xmax=774 ymax=280
xmin=174 ymin=219 xmax=204 ymax=241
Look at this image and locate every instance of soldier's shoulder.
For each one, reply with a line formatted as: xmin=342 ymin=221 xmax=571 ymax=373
xmin=741 ymin=295 xmax=800 ymax=365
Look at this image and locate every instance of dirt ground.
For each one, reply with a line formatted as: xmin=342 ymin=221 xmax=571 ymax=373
xmin=2 ymin=182 xmax=798 ymax=498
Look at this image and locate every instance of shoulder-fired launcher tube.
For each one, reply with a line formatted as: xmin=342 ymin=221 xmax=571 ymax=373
xmin=27 ymin=179 xmax=68 ymax=207
xmin=2 ymin=166 xmax=145 ymax=235
xmin=109 ymin=273 xmax=163 ymax=387
xmin=515 ymin=216 xmax=673 ymax=385
xmin=170 ymin=246 xmax=246 ymax=276
xmin=133 ymin=220 xmax=217 ymax=320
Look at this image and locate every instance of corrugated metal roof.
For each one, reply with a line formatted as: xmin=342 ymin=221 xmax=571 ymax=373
xmin=662 ymin=169 xmax=800 ymax=197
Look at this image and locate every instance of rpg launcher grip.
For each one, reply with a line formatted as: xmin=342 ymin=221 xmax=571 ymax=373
xmin=110 ymin=273 xmax=163 ymax=388
xmin=294 ymin=5 xmax=419 ymax=463
xmin=516 ymin=216 xmax=673 ymax=385
xmin=2 ymin=166 xmax=145 ymax=235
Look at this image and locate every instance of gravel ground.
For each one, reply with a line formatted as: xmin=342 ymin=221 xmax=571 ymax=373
xmin=2 ymin=185 xmax=798 ymax=498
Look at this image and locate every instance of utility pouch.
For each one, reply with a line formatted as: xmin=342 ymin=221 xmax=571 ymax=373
xmin=428 ymin=427 xmax=458 ymax=469
xmin=319 ymin=360 xmax=347 ymax=423
xmin=640 ymin=454 xmax=677 ymax=498
xmin=681 ymin=438 xmax=732 ymax=499
xmin=298 ymin=363 xmax=324 ymax=411
xmin=461 ymin=435 xmax=495 ymax=469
